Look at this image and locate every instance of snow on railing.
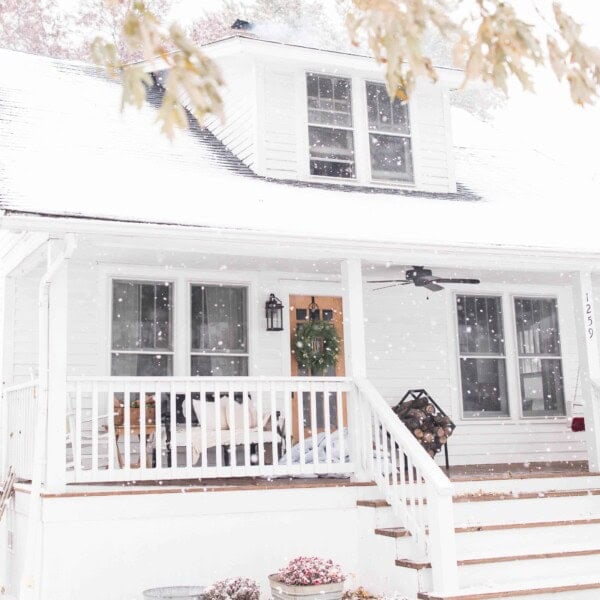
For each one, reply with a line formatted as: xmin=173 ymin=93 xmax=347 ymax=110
xmin=65 ymin=376 xmax=354 ymax=483
xmin=354 ymin=378 xmax=459 ymax=595
xmin=2 ymin=381 xmax=39 ymax=480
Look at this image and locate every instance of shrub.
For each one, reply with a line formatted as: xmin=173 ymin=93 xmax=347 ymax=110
xmin=277 ymin=556 xmax=345 ymax=586
xmin=204 ymin=577 xmax=260 ymax=600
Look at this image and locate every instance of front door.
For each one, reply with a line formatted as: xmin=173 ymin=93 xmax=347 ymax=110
xmin=289 ymin=295 xmax=346 ymax=442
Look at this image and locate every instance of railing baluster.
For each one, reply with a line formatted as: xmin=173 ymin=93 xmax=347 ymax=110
xmin=215 ymin=383 xmax=223 ymax=470
xmin=199 ymin=381 xmax=208 ymax=470
xmin=242 ymin=382 xmax=251 ymax=470
xmin=185 ymin=380 xmax=192 ymax=468
xmin=256 ymin=381 xmax=265 ymax=468
xmin=107 ymin=380 xmax=115 ymax=471
xmin=154 ymin=382 xmax=161 ymax=470
xmin=269 ymin=381 xmax=278 ymax=467
xmin=124 ymin=381 xmax=131 ymax=470
xmin=169 ymin=381 xmax=176 ymax=468
xmin=283 ymin=381 xmax=292 ymax=468
xmin=323 ymin=380 xmax=332 ymax=467
xmin=298 ymin=381 xmax=306 ymax=468
xmin=336 ymin=381 xmax=345 ymax=463
xmin=227 ymin=382 xmax=236 ymax=468
xmin=139 ymin=381 xmax=146 ymax=471
xmin=91 ymin=381 xmax=99 ymax=471
xmin=74 ymin=381 xmax=82 ymax=475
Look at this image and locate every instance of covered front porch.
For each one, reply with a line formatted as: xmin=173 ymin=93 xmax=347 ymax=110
xmin=3 ymin=228 xmax=600 ymax=596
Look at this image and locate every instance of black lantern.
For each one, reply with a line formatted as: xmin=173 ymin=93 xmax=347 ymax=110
xmin=265 ymin=293 xmax=284 ymax=331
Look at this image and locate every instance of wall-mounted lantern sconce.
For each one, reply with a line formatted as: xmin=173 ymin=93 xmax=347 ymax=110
xmin=265 ymin=293 xmax=284 ymax=331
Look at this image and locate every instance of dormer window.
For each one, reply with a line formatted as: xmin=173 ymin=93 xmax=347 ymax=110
xmin=366 ymin=82 xmax=413 ymax=183
xmin=306 ymin=73 xmax=355 ymax=178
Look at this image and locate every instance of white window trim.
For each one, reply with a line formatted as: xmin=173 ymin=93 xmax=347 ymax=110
xmin=300 ymin=69 xmax=418 ymax=189
xmin=109 ymin=277 xmax=176 ymax=376
xmin=447 ymin=284 xmax=572 ymax=425
xmin=364 ymin=80 xmax=414 ymax=185
xmin=101 ymin=266 xmax=258 ymax=377
xmin=188 ymin=281 xmax=251 ymax=376
xmin=305 ymin=72 xmax=357 ymax=180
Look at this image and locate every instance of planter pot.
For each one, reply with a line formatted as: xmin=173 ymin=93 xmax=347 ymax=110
xmin=268 ymin=575 xmax=343 ymax=600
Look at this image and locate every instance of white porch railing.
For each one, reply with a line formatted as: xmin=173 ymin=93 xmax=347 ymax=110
xmin=354 ymin=378 xmax=458 ymax=594
xmin=65 ymin=376 xmax=354 ymax=483
xmin=2 ymin=380 xmax=39 ymax=480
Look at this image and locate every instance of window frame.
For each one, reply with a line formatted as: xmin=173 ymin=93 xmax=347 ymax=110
xmin=188 ymin=282 xmax=250 ymax=377
xmin=109 ymin=278 xmax=176 ymax=377
xmin=305 ymin=72 xmax=357 ymax=180
xmin=455 ymin=293 xmax=510 ymax=420
xmin=364 ymin=80 xmax=414 ymax=184
xmin=513 ymin=295 xmax=566 ymax=418
xmin=450 ymin=287 xmax=570 ymax=424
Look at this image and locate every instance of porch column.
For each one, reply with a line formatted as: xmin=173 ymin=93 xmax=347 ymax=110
xmin=44 ymin=240 xmax=69 ymax=490
xmin=341 ymin=259 xmax=367 ymax=378
xmin=573 ymin=271 xmax=600 ymax=472
xmin=341 ymin=259 xmax=368 ymax=480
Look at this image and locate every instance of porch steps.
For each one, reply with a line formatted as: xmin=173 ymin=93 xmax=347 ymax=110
xmin=357 ymin=473 xmax=600 ymax=599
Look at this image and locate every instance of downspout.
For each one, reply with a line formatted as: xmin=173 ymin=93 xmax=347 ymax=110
xmin=19 ymin=234 xmax=77 ymax=600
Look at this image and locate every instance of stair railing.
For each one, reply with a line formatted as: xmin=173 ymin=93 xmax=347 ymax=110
xmin=353 ymin=378 xmax=459 ymax=595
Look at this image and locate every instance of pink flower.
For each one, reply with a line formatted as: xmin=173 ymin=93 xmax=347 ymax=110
xmin=277 ymin=557 xmax=345 ymax=586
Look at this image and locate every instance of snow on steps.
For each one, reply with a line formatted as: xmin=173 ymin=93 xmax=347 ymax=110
xmin=358 ymin=473 xmax=600 ymax=599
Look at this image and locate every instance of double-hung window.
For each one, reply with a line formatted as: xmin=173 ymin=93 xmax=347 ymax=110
xmin=514 ymin=297 xmax=565 ymax=417
xmin=456 ymin=295 xmax=509 ymax=417
xmin=366 ymin=82 xmax=413 ymax=183
xmin=190 ymin=285 xmax=249 ymax=376
xmin=111 ymin=280 xmax=173 ymax=376
xmin=306 ymin=73 xmax=355 ymax=178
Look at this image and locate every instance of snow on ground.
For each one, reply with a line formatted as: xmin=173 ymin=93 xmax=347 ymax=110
xmin=1 ymin=48 xmax=600 ymax=254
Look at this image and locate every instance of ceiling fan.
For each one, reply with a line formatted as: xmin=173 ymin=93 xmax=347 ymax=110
xmin=368 ymin=266 xmax=481 ymax=292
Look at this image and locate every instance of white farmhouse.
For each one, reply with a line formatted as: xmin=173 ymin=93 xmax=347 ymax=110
xmin=1 ymin=25 xmax=600 ymax=600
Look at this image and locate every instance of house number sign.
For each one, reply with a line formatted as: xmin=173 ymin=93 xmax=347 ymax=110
xmin=586 ymin=292 xmax=595 ymax=340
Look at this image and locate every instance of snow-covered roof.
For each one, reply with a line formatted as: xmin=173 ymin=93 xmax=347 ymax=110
xmin=1 ymin=48 xmax=599 ymax=254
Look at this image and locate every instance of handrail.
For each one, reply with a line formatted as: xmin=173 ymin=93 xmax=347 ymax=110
xmin=3 ymin=380 xmax=40 ymax=394
xmin=353 ymin=377 xmax=458 ymax=595
xmin=67 ymin=376 xmax=351 ymax=384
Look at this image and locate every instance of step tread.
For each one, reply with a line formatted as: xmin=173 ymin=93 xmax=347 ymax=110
xmin=417 ymin=577 xmax=600 ymax=599
xmin=397 ymin=547 xmax=600 ymax=570
xmin=374 ymin=527 xmax=410 ymax=538
xmin=455 ymin=517 xmax=600 ymax=533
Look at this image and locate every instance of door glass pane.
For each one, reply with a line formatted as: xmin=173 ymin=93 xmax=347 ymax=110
xmin=191 ymin=285 xmax=247 ymax=353
xmin=460 ymin=358 xmax=509 ymax=417
xmin=519 ymin=358 xmax=565 ymax=417
xmin=191 ymin=355 xmax=248 ymax=376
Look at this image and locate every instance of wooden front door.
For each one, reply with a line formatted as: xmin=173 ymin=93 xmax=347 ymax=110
xmin=289 ymin=295 xmax=346 ymax=442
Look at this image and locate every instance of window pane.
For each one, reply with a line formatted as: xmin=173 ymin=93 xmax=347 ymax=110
xmin=307 ymin=74 xmax=352 ymax=127
xmin=309 ymin=126 xmax=355 ymax=178
xmin=519 ymin=358 xmax=565 ymax=416
xmin=191 ymin=355 xmax=249 ymax=376
xmin=460 ymin=358 xmax=509 ymax=417
xmin=515 ymin=297 xmax=561 ymax=356
xmin=369 ymin=134 xmax=413 ymax=182
xmin=191 ymin=285 xmax=247 ymax=353
xmin=457 ymin=295 xmax=504 ymax=355
xmin=112 ymin=281 xmax=172 ymax=351
xmin=366 ymin=82 xmax=410 ymax=135
xmin=111 ymin=353 xmax=172 ymax=376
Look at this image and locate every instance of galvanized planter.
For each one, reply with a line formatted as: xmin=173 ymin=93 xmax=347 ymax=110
xmin=268 ymin=575 xmax=343 ymax=600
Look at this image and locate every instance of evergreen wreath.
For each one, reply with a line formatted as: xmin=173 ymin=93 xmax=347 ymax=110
xmin=293 ymin=320 xmax=341 ymax=373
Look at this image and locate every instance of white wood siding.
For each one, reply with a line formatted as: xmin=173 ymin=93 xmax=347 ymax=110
xmin=363 ymin=280 xmax=587 ymax=466
xmin=205 ymin=57 xmax=256 ymax=169
xmin=254 ymin=64 xmax=455 ymax=192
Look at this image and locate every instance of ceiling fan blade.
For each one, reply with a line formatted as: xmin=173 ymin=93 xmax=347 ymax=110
xmin=367 ymin=279 xmax=409 ymax=283
xmin=433 ymin=278 xmax=481 ymax=285
xmin=373 ymin=283 xmax=407 ymax=291
xmin=423 ymin=282 xmax=444 ymax=292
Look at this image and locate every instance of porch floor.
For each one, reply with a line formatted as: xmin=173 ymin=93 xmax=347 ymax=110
xmin=446 ymin=460 xmax=592 ymax=481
